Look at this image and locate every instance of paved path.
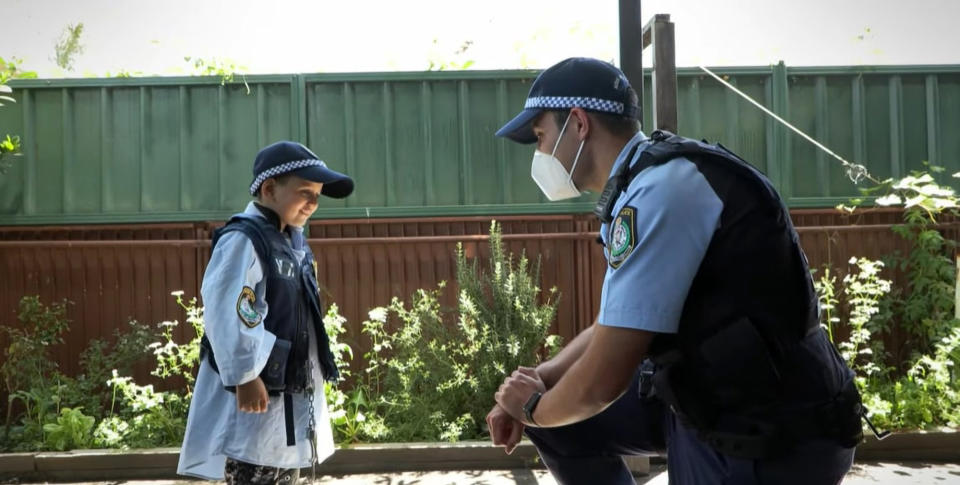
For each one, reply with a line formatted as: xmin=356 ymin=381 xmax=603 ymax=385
xmin=10 ymin=462 xmax=960 ymax=484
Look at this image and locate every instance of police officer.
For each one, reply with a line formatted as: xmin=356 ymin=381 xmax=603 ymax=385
xmin=488 ymin=57 xmax=862 ymax=484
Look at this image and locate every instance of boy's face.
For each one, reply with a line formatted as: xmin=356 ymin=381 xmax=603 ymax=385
xmin=259 ymin=175 xmax=324 ymax=228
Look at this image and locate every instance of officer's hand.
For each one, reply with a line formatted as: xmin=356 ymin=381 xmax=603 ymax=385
xmin=486 ymin=404 xmax=524 ymax=455
xmin=237 ymin=377 xmax=269 ymax=413
xmin=495 ymin=367 xmax=547 ymax=425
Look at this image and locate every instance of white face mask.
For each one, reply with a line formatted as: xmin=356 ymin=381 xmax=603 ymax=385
xmin=531 ymin=112 xmax=585 ymax=201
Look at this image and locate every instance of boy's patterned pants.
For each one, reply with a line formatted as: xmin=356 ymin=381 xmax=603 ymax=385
xmin=225 ymin=457 xmax=301 ymax=484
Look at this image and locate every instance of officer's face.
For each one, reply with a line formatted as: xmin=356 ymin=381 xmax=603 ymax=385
xmin=260 ymin=176 xmax=324 ymax=229
xmin=532 ymin=109 xmax=589 ymax=179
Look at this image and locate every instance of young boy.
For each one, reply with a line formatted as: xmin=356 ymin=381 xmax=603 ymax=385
xmin=177 ymin=141 xmax=354 ymax=484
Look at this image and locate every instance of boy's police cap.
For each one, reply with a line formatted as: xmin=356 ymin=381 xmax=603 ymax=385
xmin=495 ymin=57 xmax=639 ymax=144
xmin=249 ymin=141 xmax=354 ymax=198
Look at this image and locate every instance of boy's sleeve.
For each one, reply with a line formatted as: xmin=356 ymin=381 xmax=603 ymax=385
xmin=200 ymin=231 xmax=277 ymax=387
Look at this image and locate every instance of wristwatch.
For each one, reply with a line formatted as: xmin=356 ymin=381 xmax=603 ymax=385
xmin=522 ymin=391 xmax=543 ymax=426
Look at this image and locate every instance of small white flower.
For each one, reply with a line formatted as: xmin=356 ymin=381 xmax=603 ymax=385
xmin=875 ymin=194 xmax=902 ymax=206
xmin=368 ymin=308 xmax=388 ymax=322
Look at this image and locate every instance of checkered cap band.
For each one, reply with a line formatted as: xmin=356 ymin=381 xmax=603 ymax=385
xmin=524 ymin=96 xmax=625 ymax=115
xmin=249 ymin=159 xmax=327 ymax=195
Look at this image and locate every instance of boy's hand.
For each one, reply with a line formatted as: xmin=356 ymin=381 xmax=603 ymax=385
xmin=237 ymin=377 xmax=269 ymax=413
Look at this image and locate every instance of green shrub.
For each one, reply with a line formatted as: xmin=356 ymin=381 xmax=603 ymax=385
xmin=1 ymin=292 xmax=201 ymax=451
xmin=42 ymin=407 xmax=95 ymax=451
xmin=817 ymin=168 xmax=960 ymax=431
xmin=98 ymin=292 xmax=202 ymax=448
xmin=327 ymin=221 xmax=562 ymax=443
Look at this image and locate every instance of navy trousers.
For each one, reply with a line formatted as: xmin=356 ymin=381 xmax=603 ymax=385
xmin=524 ymin=372 xmax=855 ymax=485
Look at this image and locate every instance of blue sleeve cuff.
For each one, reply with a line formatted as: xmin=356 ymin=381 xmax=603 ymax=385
xmin=598 ymin=304 xmax=680 ymax=334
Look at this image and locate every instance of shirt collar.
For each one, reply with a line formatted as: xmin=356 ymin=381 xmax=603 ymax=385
xmin=608 ymin=131 xmax=648 ymax=179
xmin=244 ymin=201 xmax=305 ymax=236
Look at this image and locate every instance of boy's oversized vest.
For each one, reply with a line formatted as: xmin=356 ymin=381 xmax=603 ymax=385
xmin=200 ymin=210 xmax=338 ymax=445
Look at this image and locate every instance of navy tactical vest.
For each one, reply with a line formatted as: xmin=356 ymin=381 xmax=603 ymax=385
xmin=201 ymin=209 xmax=339 ymax=394
xmin=596 ymin=131 xmax=863 ymax=458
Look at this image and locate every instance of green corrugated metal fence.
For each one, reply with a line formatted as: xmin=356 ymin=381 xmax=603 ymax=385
xmin=2 ymin=64 xmax=959 ymax=225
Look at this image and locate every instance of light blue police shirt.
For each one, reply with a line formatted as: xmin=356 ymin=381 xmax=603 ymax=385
xmin=597 ymin=133 xmax=724 ymax=334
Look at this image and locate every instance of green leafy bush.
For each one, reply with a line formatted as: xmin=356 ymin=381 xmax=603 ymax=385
xmin=0 ymin=56 xmax=37 ymax=174
xmin=1 ymin=292 xmax=201 ymax=451
xmin=97 ymin=292 xmax=203 ymax=448
xmin=817 ymin=168 xmax=960 ymax=431
xmin=326 ymin=221 xmax=562 ymax=444
xmin=42 ymin=407 xmax=94 ymax=451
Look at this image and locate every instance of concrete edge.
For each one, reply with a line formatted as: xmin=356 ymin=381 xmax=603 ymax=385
xmin=319 ymin=441 xmax=545 ymax=475
xmin=1 ymin=442 xmax=552 ymax=482
xmin=1 ymin=431 xmax=955 ymax=482
xmin=0 ymin=452 xmax=34 ymax=475
xmin=854 ymin=431 xmax=960 ymax=461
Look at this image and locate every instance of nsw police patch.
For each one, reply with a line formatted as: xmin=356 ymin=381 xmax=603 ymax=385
xmin=236 ymin=286 xmax=262 ymax=328
xmin=608 ymin=206 xmax=636 ymax=269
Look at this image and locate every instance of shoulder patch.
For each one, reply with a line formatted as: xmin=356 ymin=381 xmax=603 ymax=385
xmin=608 ymin=206 xmax=637 ymax=269
xmin=236 ymin=286 xmax=262 ymax=328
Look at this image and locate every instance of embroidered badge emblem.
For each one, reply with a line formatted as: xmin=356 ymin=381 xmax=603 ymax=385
xmin=236 ymin=286 xmax=262 ymax=328
xmin=608 ymin=206 xmax=636 ymax=269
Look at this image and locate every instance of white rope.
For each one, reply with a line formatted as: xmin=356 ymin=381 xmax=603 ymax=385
xmin=697 ymin=65 xmax=877 ymax=185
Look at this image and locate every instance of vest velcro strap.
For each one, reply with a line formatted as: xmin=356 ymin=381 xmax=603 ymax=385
xmin=284 ymin=393 xmax=296 ymax=446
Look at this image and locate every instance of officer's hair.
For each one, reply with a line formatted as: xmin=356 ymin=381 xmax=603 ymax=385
xmin=551 ymin=86 xmax=641 ymax=138
xmin=554 ymin=110 xmax=640 ymax=139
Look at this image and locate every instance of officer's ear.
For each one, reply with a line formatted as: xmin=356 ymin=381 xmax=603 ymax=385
xmin=570 ymin=107 xmax=591 ymax=141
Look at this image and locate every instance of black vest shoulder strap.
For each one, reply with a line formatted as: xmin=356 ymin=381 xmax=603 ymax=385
xmin=211 ymin=214 xmax=271 ymax=266
xmin=594 ymin=130 xmax=775 ymax=224
xmin=623 ymin=130 xmax=780 ymax=202
xmin=593 ymin=139 xmax=645 ymax=223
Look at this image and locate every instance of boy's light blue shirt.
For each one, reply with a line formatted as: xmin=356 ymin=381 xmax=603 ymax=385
xmin=177 ymin=201 xmax=334 ymax=480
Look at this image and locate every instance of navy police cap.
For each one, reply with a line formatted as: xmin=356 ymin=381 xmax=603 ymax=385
xmin=250 ymin=141 xmax=354 ymax=199
xmin=495 ymin=57 xmax=639 ymax=144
